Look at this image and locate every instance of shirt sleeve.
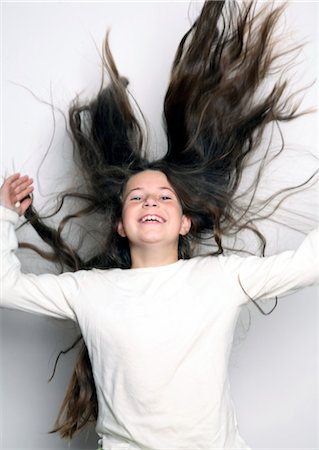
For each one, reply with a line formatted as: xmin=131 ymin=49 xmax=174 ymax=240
xmin=218 ymin=228 xmax=319 ymax=305
xmin=0 ymin=205 xmax=86 ymax=321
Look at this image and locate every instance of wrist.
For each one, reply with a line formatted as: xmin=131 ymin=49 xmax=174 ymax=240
xmin=0 ymin=204 xmax=20 ymax=223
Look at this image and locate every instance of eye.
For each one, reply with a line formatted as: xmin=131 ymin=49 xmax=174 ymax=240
xmin=130 ymin=196 xmax=142 ymax=201
xmin=160 ymin=195 xmax=171 ymax=200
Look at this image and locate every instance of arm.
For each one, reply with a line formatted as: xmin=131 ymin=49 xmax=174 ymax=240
xmin=219 ymin=229 xmax=319 ymax=304
xmin=0 ymin=174 xmax=84 ymax=320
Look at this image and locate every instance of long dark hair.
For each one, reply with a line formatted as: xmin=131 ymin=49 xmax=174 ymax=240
xmin=19 ymin=0 xmax=316 ymax=439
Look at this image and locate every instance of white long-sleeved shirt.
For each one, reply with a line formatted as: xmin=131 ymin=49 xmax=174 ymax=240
xmin=1 ymin=205 xmax=318 ymax=450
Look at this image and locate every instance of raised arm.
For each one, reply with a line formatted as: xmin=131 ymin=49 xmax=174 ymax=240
xmin=219 ymin=229 xmax=319 ymax=305
xmin=0 ymin=174 xmax=85 ymax=320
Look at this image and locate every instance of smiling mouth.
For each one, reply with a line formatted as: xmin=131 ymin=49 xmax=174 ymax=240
xmin=139 ymin=214 xmax=166 ymax=224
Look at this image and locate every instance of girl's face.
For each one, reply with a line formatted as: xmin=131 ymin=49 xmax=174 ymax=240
xmin=117 ymin=170 xmax=191 ymax=248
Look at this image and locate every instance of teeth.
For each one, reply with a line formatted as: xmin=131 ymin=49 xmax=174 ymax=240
xmin=141 ymin=215 xmax=164 ymax=223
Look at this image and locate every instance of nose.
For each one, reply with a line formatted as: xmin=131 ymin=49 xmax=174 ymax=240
xmin=143 ymin=195 xmax=158 ymax=208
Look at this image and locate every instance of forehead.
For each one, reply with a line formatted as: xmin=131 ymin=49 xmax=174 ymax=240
xmin=124 ymin=170 xmax=174 ymax=193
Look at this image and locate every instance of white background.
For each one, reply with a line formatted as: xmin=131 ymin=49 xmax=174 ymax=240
xmin=0 ymin=1 xmax=318 ymax=449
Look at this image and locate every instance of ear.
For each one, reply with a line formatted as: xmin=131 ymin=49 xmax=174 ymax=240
xmin=179 ymin=215 xmax=192 ymax=236
xmin=116 ymin=220 xmax=127 ymax=238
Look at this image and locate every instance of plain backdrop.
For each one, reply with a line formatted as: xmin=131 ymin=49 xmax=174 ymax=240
xmin=0 ymin=1 xmax=318 ymax=450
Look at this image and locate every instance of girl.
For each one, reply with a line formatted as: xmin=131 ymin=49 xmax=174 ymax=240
xmin=1 ymin=1 xmax=318 ymax=449
xmin=0 ymin=168 xmax=318 ymax=450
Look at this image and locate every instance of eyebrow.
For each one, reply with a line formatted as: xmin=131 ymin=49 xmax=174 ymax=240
xmin=125 ymin=186 xmax=175 ymax=198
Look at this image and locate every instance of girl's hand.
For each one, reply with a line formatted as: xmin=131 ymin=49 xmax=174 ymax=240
xmin=0 ymin=173 xmax=34 ymax=216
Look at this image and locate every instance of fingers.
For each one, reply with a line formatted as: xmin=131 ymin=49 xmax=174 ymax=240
xmin=5 ymin=173 xmax=22 ymax=184
xmin=11 ymin=174 xmax=34 ymax=216
xmin=19 ymin=196 xmax=33 ymax=216
xmin=1 ymin=173 xmax=34 ymax=215
xmin=10 ymin=174 xmax=34 ymax=205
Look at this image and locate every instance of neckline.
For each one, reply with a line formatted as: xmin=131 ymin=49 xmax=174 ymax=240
xmin=126 ymin=258 xmax=185 ymax=273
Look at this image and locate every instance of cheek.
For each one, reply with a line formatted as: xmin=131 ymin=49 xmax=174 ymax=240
xmin=121 ymin=205 xmax=133 ymax=222
xmin=117 ymin=205 xmax=134 ymax=235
